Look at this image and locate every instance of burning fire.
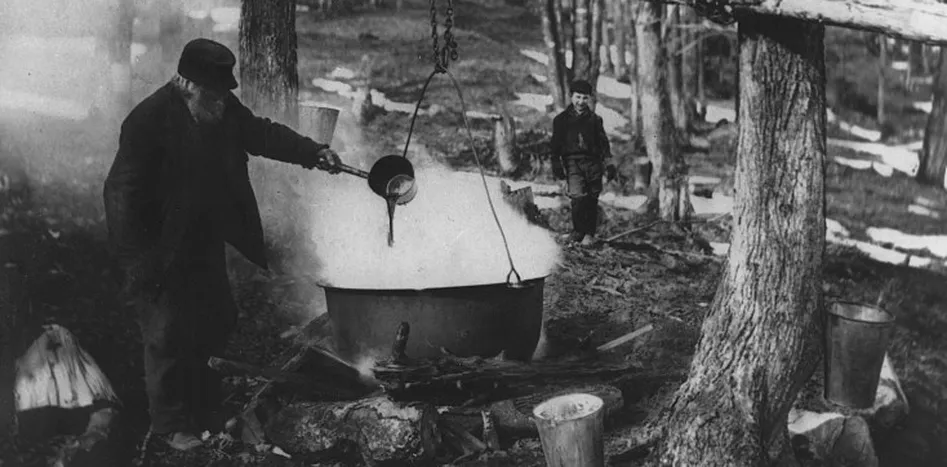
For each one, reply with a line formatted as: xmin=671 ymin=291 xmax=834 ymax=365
xmin=309 ymin=164 xmax=561 ymax=290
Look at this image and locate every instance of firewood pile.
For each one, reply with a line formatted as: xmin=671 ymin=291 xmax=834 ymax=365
xmin=214 ymin=317 xmax=657 ymax=466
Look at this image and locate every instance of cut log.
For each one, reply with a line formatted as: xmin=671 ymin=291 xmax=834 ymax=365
xmin=373 ymin=354 xmax=642 ymax=407
xmin=207 ymin=356 xmax=370 ymax=400
xmin=670 ymin=0 xmax=947 ymax=45
xmin=265 ymin=396 xmax=440 ymax=465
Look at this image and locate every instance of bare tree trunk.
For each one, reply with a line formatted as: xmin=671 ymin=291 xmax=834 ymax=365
xmin=158 ymin=0 xmax=185 ymax=65
xmin=909 ymin=41 xmax=925 ymax=74
xmin=239 ymin=0 xmax=299 ymax=126
xmin=601 ymin=0 xmax=614 ymax=75
xmin=396 ymin=0 xmax=404 ymax=12
xmin=697 ymin=27 xmax=706 ymax=103
xmin=591 ymin=0 xmax=605 ymax=81
xmin=543 ymin=0 xmax=570 ymax=110
xmin=239 ymin=0 xmax=303 ymax=258
xmin=107 ymin=0 xmax=134 ymax=121
xmin=573 ymin=0 xmax=598 ymax=86
xmin=636 ymin=0 xmax=691 ymax=220
xmin=680 ymin=6 xmax=699 ymax=125
xmin=733 ymin=35 xmax=740 ymax=121
xmin=614 ymin=0 xmax=628 ymax=77
xmin=877 ymin=34 xmax=887 ymax=125
xmin=665 ymin=6 xmax=687 ymax=131
xmin=918 ymin=47 xmax=947 ymax=189
xmin=657 ymin=14 xmax=826 ymax=465
xmin=627 ymin=3 xmax=641 ymax=141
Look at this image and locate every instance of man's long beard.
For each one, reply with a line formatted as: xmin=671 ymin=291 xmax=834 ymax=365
xmin=188 ymin=97 xmax=226 ymax=124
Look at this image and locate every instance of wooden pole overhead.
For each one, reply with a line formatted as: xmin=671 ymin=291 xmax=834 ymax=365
xmin=677 ymin=0 xmax=947 ymax=45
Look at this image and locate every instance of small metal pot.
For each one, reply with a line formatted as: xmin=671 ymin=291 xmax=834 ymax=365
xmin=337 ymin=155 xmax=417 ymax=206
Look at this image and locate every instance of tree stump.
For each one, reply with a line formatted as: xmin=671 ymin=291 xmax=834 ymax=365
xmin=265 ymin=396 xmax=440 ymax=465
xmin=492 ymin=114 xmax=518 ymax=175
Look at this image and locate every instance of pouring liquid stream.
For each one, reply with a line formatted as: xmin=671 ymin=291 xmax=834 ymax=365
xmin=386 ymin=196 xmax=397 ymax=247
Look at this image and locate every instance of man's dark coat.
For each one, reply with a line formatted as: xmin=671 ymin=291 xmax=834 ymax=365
xmin=103 ymin=83 xmax=326 ymax=295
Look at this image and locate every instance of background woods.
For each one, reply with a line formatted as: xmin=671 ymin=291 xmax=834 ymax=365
xmin=1 ymin=0 xmax=947 ymax=466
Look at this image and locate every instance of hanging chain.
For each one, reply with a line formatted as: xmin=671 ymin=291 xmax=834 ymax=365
xmin=428 ymin=0 xmax=459 ymax=73
xmin=443 ymin=0 xmax=458 ymax=62
xmin=430 ymin=0 xmax=440 ymax=67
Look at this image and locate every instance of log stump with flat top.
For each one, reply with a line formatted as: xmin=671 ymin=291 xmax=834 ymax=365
xmin=264 ymin=396 xmax=440 ymax=465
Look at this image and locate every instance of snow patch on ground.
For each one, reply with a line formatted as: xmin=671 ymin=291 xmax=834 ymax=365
xmin=891 ymin=61 xmax=909 ymax=72
xmin=597 ymin=76 xmax=631 ymax=99
xmin=513 ymin=92 xmax=551 ymax=112
xmin=828 ymin=139 xmax=920 ymax=177
xmin=705 ymin=101 xmax=735 ymax=123
xmin=715 ymin=217 xmax=946 ymax=269
xmin=519 ymin=49 xmax=549 ymax=65
xmin=311 ymin=78 xmax=442 ymax=116
xmin=596 ymin=105 xmax=630 ymax=139
xmin=865 ymin=227 xmax=947 ymax=258
xmin=329 ymin=67 xmax=358 ymax=80
xmin=914 ymin=101 xmax=932 ymax=113
xmin=836 ymin=120 xmax=882 ymax=142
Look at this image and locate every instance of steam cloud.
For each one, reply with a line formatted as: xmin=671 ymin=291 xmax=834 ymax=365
xmin=310 ymin=165 xmax=561 ymax=290
xmin=289 ymin=104 xmax=562 ymax=291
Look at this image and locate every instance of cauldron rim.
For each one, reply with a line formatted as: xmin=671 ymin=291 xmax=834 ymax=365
xmin=318 ymin=276 xmax=547 ymax=294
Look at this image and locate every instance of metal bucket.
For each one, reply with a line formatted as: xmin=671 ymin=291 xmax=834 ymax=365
xmin=532 ymin=393 xmax=605 ymax=467
xmin=323 ymin=278 xmax=545 ymax=362
xmin=824 ymin=301 xmax=895 ymax=409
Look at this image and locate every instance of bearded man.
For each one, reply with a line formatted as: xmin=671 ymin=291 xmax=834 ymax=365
xmin=103 ymin=38 xmax=343 ymax=450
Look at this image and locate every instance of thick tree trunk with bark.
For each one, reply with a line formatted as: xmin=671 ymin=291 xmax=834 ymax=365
xmin=239 ymin=0 xmax=299 ymax=126
xmin=543 ymin=0 xmax=570 ymax=110
xmin=591 ymin=0 xmax=605 ymax=81
xmin=636 ymin=0 xmax=691 ymax=220
xmin=918 ymin=46 xmax=947 ymax=189
xmin=656 ymin=14 xmax=826 ymax=466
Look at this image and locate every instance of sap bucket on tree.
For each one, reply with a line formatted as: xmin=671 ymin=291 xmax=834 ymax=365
xmin=532 ymin=393 xmax=605 ymax=467
xmin=824 ymin=301 xmax=895 ymax=409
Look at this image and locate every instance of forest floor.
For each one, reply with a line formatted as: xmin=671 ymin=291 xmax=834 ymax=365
xmin=2 ymin=0 xmax=947 ymax=466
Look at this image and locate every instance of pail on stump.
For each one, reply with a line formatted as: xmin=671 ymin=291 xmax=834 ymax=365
xmin=532 ymin=393 xmax=605 ymax=467
xmin=824 ymin=301 xmax=895 ymax=409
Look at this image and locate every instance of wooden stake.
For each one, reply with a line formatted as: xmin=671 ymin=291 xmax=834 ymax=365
xmin=596 ymin=324 xmax=655 ymax=353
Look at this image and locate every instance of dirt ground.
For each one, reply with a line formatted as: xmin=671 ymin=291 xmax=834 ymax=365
xmin=2 ymin=1 xmax=947 ymax=466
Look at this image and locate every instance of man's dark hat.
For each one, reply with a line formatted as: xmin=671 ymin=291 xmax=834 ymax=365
xmin=570 ymin=80 xmax=593 ymax=95
xmin=178 ymin=38 xmax=239 ymax=90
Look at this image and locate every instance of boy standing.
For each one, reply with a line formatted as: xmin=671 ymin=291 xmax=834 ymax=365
xmin=551 ymin=80 xmax=613 ymax=245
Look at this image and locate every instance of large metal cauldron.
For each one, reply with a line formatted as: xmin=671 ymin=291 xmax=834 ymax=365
xmin=324 ymin=278 xmax=545 ymax=362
